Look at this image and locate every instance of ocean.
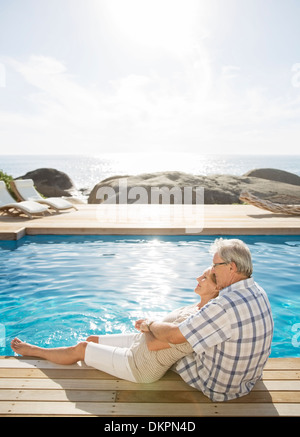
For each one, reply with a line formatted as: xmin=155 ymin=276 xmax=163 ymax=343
xmin=0 ymin=153 xmax=299 ymax=192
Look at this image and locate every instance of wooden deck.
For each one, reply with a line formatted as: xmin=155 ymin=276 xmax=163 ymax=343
xmin=0 ymin=356 xmax=299 ymax=417
xmin=1 ymin=204 xmax=300 ymax=240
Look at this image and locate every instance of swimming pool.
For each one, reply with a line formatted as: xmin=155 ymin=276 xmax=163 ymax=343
xmin=1 ymin=235 xmax=300 ymax=358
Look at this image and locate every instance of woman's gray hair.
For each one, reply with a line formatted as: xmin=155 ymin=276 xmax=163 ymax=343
xmin=210 ymin=238 xmax=253 ymax=277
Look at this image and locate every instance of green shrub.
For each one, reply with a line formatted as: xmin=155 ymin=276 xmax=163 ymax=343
xmin=0 ymin=170 xmax=15 ymax=198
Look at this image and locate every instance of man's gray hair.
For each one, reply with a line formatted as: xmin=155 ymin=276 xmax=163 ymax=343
xmin=210 ymin=238 xmax=253 ymax=277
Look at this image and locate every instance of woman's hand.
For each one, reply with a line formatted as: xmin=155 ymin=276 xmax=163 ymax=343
xmin=135 ymin=319 xmax=150 ymax=332
xmin=136 ymin=319 xmax=186 ymax=345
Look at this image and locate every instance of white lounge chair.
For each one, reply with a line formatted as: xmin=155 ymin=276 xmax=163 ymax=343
xmin=0 ymin=181 xmax=49 ymax=219
xmin=11 ymin=179 xmax=78 ymax=212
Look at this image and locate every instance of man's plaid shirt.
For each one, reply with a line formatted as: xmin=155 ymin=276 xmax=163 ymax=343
xmin=175 ymin=277 xmax=274 ymax=402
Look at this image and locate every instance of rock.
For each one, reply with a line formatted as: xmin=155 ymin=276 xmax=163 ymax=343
xmin=17 ymin=168 xmax=77 ymax=197
xmin=88 ymin=171 xmax=300 ymax=205
xmin=243 ymin=168 xmax=300 ymax=186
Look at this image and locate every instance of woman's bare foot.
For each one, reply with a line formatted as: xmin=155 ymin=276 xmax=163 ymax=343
xmin=10 ymin=337 xmax=88 ymax=365
xmin=86 ymin=335 xmax=99 ymax=343
xmin=11 ymin=338 xmax=39 ymax=357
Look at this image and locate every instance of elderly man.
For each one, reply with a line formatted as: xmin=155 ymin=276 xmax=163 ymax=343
xmin=137 ymin=238 xmax=274 ymax=402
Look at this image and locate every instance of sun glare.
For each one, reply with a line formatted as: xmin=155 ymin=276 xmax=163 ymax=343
xmin=102 ymin=0 xmax=201 ymax=55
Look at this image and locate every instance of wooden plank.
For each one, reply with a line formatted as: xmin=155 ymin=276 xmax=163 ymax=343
xmin=265 ymin=358 xmax=300 ymax=370
xmin=262 ymin=370 xmax=300 ymax=380
xmin=253 ymin=380 xmax=300 ymax=391
xmin=116 ymin=390 xmax=211 ymax=404
xmin=116 ymin=389 xmax=300 ymax=404
xmin=0 ymin=401 xmax=116 ymax=416
xmin=1 ymin=357 xmax=299 ymax=372
xmin=102 ymin=402 xmax=300 ymax=417
xmin=0 ymin=368 xmax=116 ymax=379
xmin=2 ymin=356 xmax=300 ymax=371
xmin=0 ymin=389 xmax=116 ymax=402
xmin=2 ymin=377 xmax=300 ymax=393
xmin=0 ymin=358 xmax=89 ymax=369
xmin=0 ymin=377 xmax=195 ymax=391
xmin=0 ymin=378 xmax=122 ymax=390
xmin=0 ymin=358 xmax=182 ymax=380
xmin=229 ymin=391 xmax=300 ymax=403
xmin=1 ymin=367 xmax=299 ymax=381
xmin=1 ymin=357 xmax=300 ymax=376
xmin=1 ymin=400 xmax=300 ymax=417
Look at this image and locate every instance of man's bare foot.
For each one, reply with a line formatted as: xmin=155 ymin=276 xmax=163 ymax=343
xmin=11 ymin=338 xmax=38 ymax=357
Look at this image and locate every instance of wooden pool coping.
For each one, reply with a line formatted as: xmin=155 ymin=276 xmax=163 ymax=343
xmin=0 ymin=204 xmax=300 ymax=240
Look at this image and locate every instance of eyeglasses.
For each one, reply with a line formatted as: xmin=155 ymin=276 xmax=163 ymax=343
xmin=212 ymin=262 xmax=228 ymax=268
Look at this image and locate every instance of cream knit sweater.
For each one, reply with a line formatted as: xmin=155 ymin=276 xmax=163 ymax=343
xmin=127 ymin=303 xmax=198 ymax=383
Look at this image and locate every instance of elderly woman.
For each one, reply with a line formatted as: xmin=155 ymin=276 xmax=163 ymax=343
xmin=11 ymin=267 xmax=219 ymax=383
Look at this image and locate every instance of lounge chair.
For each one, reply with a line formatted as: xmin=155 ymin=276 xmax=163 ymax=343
xmin=0 ymin=181 xmax=49 ymax=219
xmin=11 ymin=179 xmax=78 ymax=212
xmin=240 ymin=191 xmax=300 ymax=215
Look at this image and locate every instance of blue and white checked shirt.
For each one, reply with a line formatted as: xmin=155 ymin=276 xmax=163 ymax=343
xmin=175 ymin=278 xmax=274 ymax=402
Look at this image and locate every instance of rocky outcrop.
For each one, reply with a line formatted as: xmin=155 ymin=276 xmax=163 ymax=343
xmin=88 ymin=169 xmax=300 ymax=205
xmin=17 ymin=168 xmax=77 ymax=198
xmin=17 ymin=167 xmax=300 ymax=204
xmin=243 ymin=168 xmax=300 ymax=186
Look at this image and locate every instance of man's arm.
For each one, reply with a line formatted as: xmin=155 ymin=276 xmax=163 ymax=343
xmin=144 ymin=332 xmax=171 ymax=351
xmin=135 ymin=319 xmax=187 ymax=345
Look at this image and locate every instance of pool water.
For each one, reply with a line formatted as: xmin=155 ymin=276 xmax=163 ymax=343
xmin=0 ymin=235 xmax=300 ymax=358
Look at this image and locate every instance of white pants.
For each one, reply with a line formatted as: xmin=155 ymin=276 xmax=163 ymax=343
xmin=84 ymin=333 xmax=138 ymax=382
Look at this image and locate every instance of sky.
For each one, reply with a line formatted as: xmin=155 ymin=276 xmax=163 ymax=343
xmin=0 ymin=0 xmax=300 ymax=155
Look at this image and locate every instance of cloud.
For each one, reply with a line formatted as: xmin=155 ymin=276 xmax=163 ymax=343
xmin=1 ymin=53 xmax=300 ymax=154
xmin=8 ymin=56 xmax=99 ymax=117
